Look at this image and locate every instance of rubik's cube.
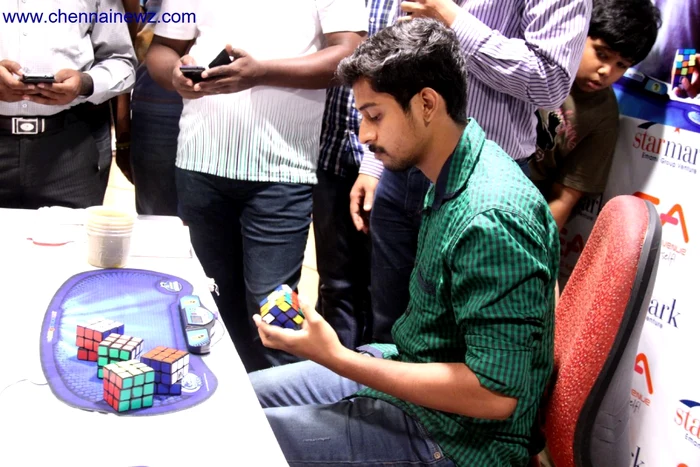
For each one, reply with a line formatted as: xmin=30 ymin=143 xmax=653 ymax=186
xmin=259 ymin=284 xmax=304 ymax=330
xmin=76 ymin=318 xmax=124 ymax=362
xmin=140 ymin=346 xmax=190 ymax=395
xmin=97 ymin=333 xmax=144 ymax=379
xmin=103 ymin=359 xmax=155 ymax=412
xmin=672 ymin=49 xmax=696 ymax=88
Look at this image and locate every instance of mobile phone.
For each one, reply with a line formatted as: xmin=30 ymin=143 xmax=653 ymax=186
xmin=179 ymin=65 xmax=205 ymax=83
xmin=21 ymin=73 xmax=55 ymax=84
xmin=208 ymin=49 xmax=233 ymax=68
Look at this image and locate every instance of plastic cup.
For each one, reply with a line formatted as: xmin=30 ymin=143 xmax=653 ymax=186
xmin=85 ymin=206 xmax=135 ymax=268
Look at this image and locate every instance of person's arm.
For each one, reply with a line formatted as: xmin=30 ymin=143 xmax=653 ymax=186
xmin=350 ymin=145 xmax=383 ymax=234
xmin=145 ymin=36 xmax=192 ymax=91
xmin=255 ymin=301 xmax=517 ymax=420
xmin=454 ymin=0 xmax=590 ymax=108
xmin=548 ymin=183 xmax=584 ymax=230
xmin=122 ymin=0 xmax=142 ymax=44
xmin=82 ymin=0 xmax=138 ymax=104
xmin=404 ymin=0 xmax=590 ymax=109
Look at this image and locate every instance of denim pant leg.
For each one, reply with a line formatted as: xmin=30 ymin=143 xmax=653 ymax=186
xmin=369 ymin=167 xmax=431 ymax=343
xmin=250 ymin=361 xmax=454 ymax=467
xmin=313 ymin=169 xmax=371 ymax=350
xmin=240 ymin=182 xmax=314 ymax=370
xmin=131 ymin=109 xmax=182 ymax=216
xmin=175 ymin=169 xmax=251 ymax=366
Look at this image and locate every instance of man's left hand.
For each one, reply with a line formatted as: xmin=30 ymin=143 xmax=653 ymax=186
xmin=253 ymin=297 xmax=347 ymax=368
xmin=195 ymin=45 xmax=267 ymax=95
xmin=400 ymin=0 xmax=461 ymax=27
xmin=28 ymin=69 xmax=92 ymax=105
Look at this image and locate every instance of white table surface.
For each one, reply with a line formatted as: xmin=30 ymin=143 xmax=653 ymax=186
xmin=0 ymin=208 xmax=288 ymax=467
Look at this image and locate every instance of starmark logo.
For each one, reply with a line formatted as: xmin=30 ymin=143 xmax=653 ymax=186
xmin=634 ymin=122 xmax=698 ymax=175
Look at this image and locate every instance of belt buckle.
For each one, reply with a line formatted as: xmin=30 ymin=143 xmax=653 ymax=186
xmin=12 ymin=117 xmax=44 ymax=135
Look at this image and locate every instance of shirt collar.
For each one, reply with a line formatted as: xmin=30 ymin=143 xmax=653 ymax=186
xmin=425 ymin=119 xmax=486 ymax=211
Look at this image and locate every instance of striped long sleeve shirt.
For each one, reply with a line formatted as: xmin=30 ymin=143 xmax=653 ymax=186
xmin=322 ymin=0 xmax=591 ymax=179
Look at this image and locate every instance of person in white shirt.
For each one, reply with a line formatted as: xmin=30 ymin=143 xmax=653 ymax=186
xmin=0 ymin=0 xmax=136 ymax=209
xmin=147 ymin=0 xmax=367 ymax=372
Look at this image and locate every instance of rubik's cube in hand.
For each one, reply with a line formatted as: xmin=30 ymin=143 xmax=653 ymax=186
xmin=672 ymin=48 xmax=697 ymax=88
xmin=259 ymin=284 xmax=304 ymax=330
xmin=76 ymin=318 xmax=124 ymax=362
xmin=103 ymin=359 xmax=155 ymax=412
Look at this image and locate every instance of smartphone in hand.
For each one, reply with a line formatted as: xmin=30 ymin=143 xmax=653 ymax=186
xmin=21 ymin=74 xmax=55 ymax=84
xmin=179 ymin=65 xmax=206 ymax=83
xmin=208 ymin=49 xmax=233 ymax=68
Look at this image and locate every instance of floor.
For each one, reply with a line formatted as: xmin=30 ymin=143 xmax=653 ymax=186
xmin=103 ymin=157 xmax=320 ymax=306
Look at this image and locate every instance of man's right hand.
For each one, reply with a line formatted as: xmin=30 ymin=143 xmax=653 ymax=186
xmin=0 ymin=60 xmax=38 ymax=103
xmin=171 ymin=55 xmax=204 ymax=99
xmin=350 ymin=173 xmax=379 ymax=234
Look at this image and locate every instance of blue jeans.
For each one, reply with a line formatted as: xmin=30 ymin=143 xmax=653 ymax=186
xmin=369 ymin=167 xmax=431 ymax=343
xmin=313 ymin=169 xmax=371 ymax=349
xmin=250 ymin=360 xmax=455 ymax=467
xmin=130 ymin=67 xmax=183 ymax=216
xmin=176 ymin=169 xmax=313 ymax=372
xmin=369 ymin=159 xmax=532 ymax=343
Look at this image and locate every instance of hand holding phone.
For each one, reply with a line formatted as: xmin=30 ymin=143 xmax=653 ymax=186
xmin=179 ymin=65 xmax=205 ymax=83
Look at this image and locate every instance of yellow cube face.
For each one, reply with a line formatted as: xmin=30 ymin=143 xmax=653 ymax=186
xmin=261 ymin=301 xmax=272 ymax=315
xmin=292 ymin=315 xmax=304 ymax=325
xmin=277 ymin=300 xmax=291 ymax=312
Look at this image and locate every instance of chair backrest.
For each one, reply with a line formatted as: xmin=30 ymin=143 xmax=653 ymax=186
xmin=544 ymin=195 xmax=661 ymax=467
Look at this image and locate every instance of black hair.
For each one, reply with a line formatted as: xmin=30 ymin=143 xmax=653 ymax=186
xmin=588 ymin=0 xmax=662 ymax=65
xmin=337 ymin=18 xmax=468 ymax=124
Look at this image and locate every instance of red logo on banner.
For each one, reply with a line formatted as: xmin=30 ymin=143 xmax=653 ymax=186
xmin=634 ymin=192 xmax=690 ymax=243
xmin=634 ymin=353 xmax=654 ymax=395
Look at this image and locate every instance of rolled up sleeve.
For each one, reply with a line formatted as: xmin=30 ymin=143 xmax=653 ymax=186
xmin=450 ymin=209 xmax=552 ymax=400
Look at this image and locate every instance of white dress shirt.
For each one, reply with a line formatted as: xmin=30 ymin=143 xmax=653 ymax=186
xmin=0 ymin=0 xmax=137 ymax=116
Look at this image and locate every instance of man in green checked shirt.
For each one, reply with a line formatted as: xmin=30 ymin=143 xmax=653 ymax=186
xmin=249 ymin=19 xmax=560 ymax=467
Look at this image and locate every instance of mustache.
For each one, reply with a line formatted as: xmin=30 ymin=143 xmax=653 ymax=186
xmin=368 ymin=145 xmax=386 ymax=154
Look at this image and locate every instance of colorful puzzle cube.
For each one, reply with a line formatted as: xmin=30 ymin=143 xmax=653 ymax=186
xmin=76 ymin=318 xmax=124 ymax=362
xmin=97 ymin=333 xmax=144 ymax=379
xmin=259 ymin=284 xmax=304 ymax=330
xmin=141 ymin=346 xmax=190 ymax=395
xmin=103 ymin=360 xmax=155 ymax=412
xmin=672 ymin=48 xmax=697 ymax=88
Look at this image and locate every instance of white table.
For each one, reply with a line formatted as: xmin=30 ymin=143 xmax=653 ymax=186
xmin=0 ymin=208 xmax=288 ymax=467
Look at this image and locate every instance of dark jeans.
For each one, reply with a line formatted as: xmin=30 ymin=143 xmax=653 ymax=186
xmin=369 ymin=159 xmax=532 ymax=343
xmin=130 ymin=67 xmax=183 ymax=216
xmin=0 ymin=105 xmax=111 ymax=209
xmin=369 ymin=166 xmax=431 ymax=343
xmin=131 ymin=110 xmax=182 ymax=216
xmin=176 ymin=168 xmax=313 ymax=372
xmin=250 ymin=360 xmax=455 ymax=467
xmin=312 ymin=169 xmax=371 ymax=349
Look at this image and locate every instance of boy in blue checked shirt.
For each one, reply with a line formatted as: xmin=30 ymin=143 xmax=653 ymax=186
xmin=314 ymin=0 xmax=400 ymax=351
xmin=250 ymin=19 xmax=559 ymax=467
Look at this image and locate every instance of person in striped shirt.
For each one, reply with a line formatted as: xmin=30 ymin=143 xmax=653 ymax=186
xmin=250 ymin=19 xmax=560 ymax=467
xmin=352 ymin=0 xmax=590 ymax=346
xmin=146 ymin=0 xmax=368 ymax=372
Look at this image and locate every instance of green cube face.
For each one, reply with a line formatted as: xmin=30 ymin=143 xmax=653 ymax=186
xmin=134 ymin=374 xmax=145 ymax=386
xmin=142 ymin=395 xmax=153 ymax=408
xmin=98 ymin=356 xmax=108 ymax=366
xmin=143 ymin=383 xmax=154 ymax=396
xmin=122 ymin=377 xmax=133 ymax=389
xmin=132 ymin=386 xmax=143 ymax=398
xmin=118 ymin=401 xmax=130 ymax=412
xmin=120 ymin=350 xmax=130 ymax=360
xmin=98 ymin=346 xmax=108 ymax=356
xmin=145 ymin=371 xmax=155 ymax=384
xmin=109 ymin=348 xmax=120 ymax=359
xmin=130 ymin=398 xmax=142 ymax=410
xmin=119 ymin=388 xmax=132 ymax=401
xmin=97 ymin=368 xmax=104 ymax=379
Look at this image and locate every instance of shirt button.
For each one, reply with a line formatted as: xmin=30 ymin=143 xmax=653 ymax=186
xmin=370 ymin=17 xmax=375 ymax=23
xmin=23 ymin=31 xmax=28 ymax=36
xmin=433 ymin=452 xmax=442 ymax=460
xmin=22 ymin=103 xmax=28 ymax=108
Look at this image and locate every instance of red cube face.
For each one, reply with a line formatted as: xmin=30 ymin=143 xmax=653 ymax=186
xmin=77 ymin=348 xmax=88 ymax=361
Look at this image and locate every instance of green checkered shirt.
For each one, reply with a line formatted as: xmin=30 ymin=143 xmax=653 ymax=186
xmin=357 ymin=121 xmax=560 ymax=467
